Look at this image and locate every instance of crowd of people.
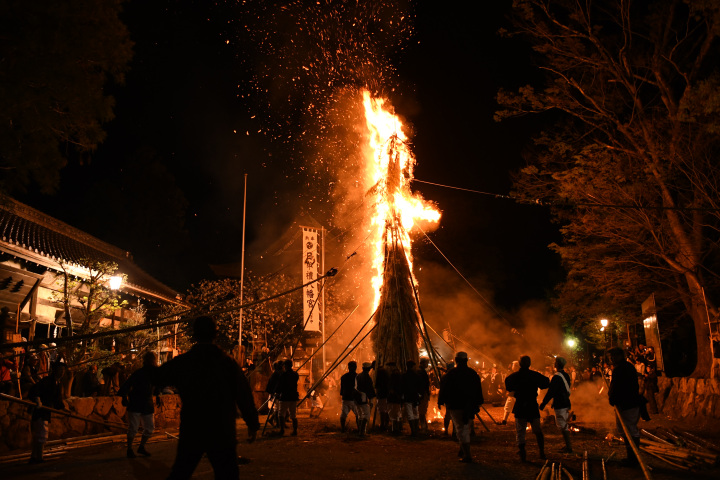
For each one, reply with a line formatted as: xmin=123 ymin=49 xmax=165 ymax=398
xmin=5 ymin=317 xmax=661 ymax=474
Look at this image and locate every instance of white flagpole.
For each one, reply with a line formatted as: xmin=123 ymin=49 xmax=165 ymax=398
xmin=239 ymin=173 xmax=248 ymax=364
xmin=321 ymin=226 xmax=326 ymax=376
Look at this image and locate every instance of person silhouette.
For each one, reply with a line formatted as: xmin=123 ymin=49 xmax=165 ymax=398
xmin=159 ymin=316 xmax=259 ymax=480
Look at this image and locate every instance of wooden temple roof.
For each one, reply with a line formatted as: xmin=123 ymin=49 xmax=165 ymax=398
xmin=0 ymin=197 xmax=183 ymax=306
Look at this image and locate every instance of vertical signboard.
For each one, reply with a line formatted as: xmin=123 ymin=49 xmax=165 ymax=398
xmin=301 ymin=226 xmax=321 ymax=332
xmin=641 ymin=294 xmax=665 ymax=373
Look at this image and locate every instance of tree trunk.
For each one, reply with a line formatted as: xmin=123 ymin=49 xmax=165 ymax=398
xmin=686 ymin=274 xmax=712 ymax=378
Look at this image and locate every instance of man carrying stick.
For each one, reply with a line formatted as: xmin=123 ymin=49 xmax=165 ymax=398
xmin=608 ymin=347 xmax=644 ymax=468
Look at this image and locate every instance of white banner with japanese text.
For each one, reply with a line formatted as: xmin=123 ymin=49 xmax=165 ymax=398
xmin=301 ymin=226 xmax=320 ymax=332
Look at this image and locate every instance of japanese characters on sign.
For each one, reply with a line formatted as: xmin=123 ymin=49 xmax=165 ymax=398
xmin=301 ymin=227 xmax=321 ymax=332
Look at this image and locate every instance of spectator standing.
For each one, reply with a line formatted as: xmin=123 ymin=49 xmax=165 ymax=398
xmin=504 ymin=355 xmax=550 ymax=462
xmin=79 ymin=364 xmax=101 ymax=397
xmin=118 ymin=352 xmax=158 ymax=458
xmin=438 ymin=352 xmax=483 ymax=463
xmin=1 ymin=358 xmax=16 ymax=394
xmin=28 ymin=361 xmax=66 ymax=464
xmin=157 ymin=316 xmax=259 ymax=480
xmin=644 ymin=365 xmax=659 ymax=414
xmin=20 ymin=354 xmax=40 ymax=397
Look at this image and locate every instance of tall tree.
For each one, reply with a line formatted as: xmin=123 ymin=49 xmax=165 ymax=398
xmin=175 ymin=272 xmax=303 ymax=354
xmin=0 ymin=0 xmax=133 ymax=193
xmin=497 ymin=1 xmax=720 ymax=377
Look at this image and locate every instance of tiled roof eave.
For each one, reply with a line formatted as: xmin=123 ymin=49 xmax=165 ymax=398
xmin=0 ymin=240 xmax=183 ymax=306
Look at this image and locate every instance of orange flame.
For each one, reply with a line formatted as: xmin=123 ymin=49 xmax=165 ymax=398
xmin=362 ymin=90 xmax=440 ymax=308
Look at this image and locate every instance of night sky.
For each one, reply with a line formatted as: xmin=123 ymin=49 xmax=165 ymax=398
xmin=18 ymin=1 xmax=561 ymax=315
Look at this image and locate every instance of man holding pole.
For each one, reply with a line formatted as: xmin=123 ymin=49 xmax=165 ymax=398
xmin=608 ymin=347 xmax=644 ymax=468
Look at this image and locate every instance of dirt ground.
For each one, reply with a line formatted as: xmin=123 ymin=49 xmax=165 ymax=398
xmin=3 ymin=402 xmax=720 ymax=480
xmin=241 ymin=403 xmax=720 ymax=480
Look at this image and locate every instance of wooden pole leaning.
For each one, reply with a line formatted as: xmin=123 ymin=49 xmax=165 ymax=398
xmin=600 ymin=375 xmax=652 ymax=480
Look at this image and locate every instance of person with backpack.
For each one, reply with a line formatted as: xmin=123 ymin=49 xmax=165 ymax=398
xmin=539 ymin=357 xmax=573 ymax=453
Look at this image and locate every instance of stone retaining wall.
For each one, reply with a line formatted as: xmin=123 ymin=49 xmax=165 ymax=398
xmin=0 ymin=395 xmax=181 ymax=453
xmin=656 ymin=377 xmax=720 ymax=420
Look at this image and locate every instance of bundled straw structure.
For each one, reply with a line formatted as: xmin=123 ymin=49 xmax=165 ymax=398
xmin=371 ymin=222 xmax=420 ymax=371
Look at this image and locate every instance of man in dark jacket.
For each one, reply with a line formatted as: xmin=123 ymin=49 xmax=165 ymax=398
xmin=387 ymin=361 xmax=404 ymax=434
xmin=278 ymin=359 xmax=299 ymax=436
xmin=118 ymin=351 xmax=158 ymax=458
xmin=264 ymin=361 xmax=283 ymax=427
xmin=339 ymin=361 xmax=359 ymax=432
xmin=356 ymin=362 xmax=376 ymax=436
xmin=374 ymin=363 xmax=390 ymax=431
xmin=438 ymin=352 xmax=483 ymax=463
xmin=417 ymin=358 xmax=431 ymax=432
xmin=608 ymin=347 xmax=644 ymax=467
xmin=401 ymin=360 xmax=422 ymax=436
xmin=158 ymin=316 xmax=259 ymax=480
xmin=504 ymin=355 xmax=550 ymax=462
xmin=539 ymin=357 xmax=573 ymax=453
xmin=28 ymin=360 xmax=66 ymax=464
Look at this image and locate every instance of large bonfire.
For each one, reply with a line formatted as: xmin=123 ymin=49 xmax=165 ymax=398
xmin=361 ymin=90 xmax=440 ymax=370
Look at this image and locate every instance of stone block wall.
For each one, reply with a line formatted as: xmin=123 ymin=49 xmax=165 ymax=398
xmin=656 ymin=377 xmax=720 ymax=420
xmin=0 ymin=395 xmax=181 ymax=453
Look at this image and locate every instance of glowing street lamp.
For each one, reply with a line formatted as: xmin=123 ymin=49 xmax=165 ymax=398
xmin=566 ymin=338 xmax=577 ymax=348
xmin=600 ymin=318 xmax=610 ymax=348
xmin=109 ymin=275 xmax=123 ymax=290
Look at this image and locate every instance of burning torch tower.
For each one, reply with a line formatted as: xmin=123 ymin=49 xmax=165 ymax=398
xmin=363 ymin=91 xmax=440 ymax=372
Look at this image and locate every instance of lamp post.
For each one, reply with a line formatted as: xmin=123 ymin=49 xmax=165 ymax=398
xmin=600 ymin=318 xmax=610 ymax=350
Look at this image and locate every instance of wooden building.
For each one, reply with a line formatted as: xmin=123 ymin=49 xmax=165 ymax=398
xmin=0 ymin=196 xmax=185 ymax=345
